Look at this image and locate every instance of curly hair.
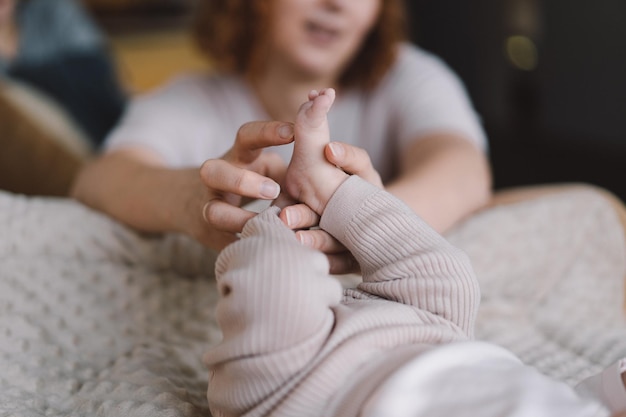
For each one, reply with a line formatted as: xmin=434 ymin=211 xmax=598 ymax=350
xmin=192 ymin=0 xmax=407 ymax=90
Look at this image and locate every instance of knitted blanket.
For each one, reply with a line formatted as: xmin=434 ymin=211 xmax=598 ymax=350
xmin=1 ymin=187 xmax=625 ymax=416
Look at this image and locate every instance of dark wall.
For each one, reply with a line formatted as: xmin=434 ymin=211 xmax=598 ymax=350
xmin=407 ymin=0 xmax=626 ymax=200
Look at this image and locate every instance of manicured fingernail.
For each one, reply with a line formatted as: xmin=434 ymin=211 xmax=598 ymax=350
xmin=260 ymin=181 xmax=280 ymax=199
xmin=278 ymin=124 xmax=294 ymax=139
xmin=285 ymin=208 xmax=300 ymax=227
xmin=329 ymin=142 xmax=344 ymax=158
xmin=297 ymin=233 xmax=313 ymax=247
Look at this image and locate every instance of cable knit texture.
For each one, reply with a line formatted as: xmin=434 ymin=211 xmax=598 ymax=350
xmin=0 ymin=182 xmax=625 ymax=416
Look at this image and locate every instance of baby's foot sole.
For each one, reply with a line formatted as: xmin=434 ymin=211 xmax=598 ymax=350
xmin=288 ymin=87 xmax=345 ymax=214
xmin=298 ymin=88 xmax=336 ymax=129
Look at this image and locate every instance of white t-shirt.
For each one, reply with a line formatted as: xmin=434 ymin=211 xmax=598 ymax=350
xmin=104 ymin=43 xmax=487 ymax=183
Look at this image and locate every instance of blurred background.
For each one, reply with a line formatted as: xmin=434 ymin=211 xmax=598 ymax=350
xmin=406 ymin=0 xmax=626 ymax=200
xmin=3 ymin=0 xmax=626 ymax=200
xmin=84 ymin=0 xmax=205 ymax=93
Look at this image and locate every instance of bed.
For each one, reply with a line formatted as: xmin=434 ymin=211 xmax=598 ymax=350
xmin=1 ymin=185 xmax=625 ymax=416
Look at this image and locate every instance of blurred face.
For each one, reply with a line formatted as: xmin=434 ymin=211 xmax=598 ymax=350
xmin=266 ymin=0 xmax=382 ymax=81
xmin=0 ymin=0 xmax=15 ymax=25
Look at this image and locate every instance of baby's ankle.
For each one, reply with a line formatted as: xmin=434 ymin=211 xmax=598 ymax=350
xmin=309 ymin=171 xmax=350 ymax=215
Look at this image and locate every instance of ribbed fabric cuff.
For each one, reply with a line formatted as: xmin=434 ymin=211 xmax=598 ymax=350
xmin=320 ymin=175 xmax=382 ymax=246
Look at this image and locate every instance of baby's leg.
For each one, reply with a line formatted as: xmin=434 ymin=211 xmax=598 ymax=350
xmin=285 ymin=89 xmax=348 ymax=215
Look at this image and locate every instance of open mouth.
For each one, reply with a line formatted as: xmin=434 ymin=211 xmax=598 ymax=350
xmin=306 ymin=21 xmax=340 ymax=43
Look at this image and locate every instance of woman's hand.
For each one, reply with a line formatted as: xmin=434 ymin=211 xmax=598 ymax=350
xmin=278 ymin=141 xmax=383 ymax=274
xmin=72 ymin=120 xmax=294 ymax=252
xmin=194 ymin=121 xmax=294 ymax=249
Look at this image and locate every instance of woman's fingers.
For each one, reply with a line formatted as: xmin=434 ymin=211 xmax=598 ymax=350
xmin=201 ymin=158 xmax=281 ymax=200
xmin=255 ymin=151 xmax=288 ymax=185
xmin=284 ymin=204 xmax=355 ymax=273
xmin=295 ymin=229 xmax=345 ymax=253
xmin=191 ymin=121 xmax=295 ymax=250
xmin=202 ymin=198 xmax=258 ymax=233
xmin=296 ymin=228 xmax=359 ymax=274
xmin=325 ymin=142 xmax=383 ymax=188
xmin=280 ymin=203 xmax=320 ymax=229
xmin=191 ymin=198 xmax=254 ymax=251
xmin=231 ymin=121 xmax=294 ymax=164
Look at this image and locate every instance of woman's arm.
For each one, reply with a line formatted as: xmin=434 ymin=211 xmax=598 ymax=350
xmin=71 ymin=121 xmax=293 ymax=251
xmin=386 ymin=132 xmax=492 ymax=233
xmin=71 ymin=147 xmax=222 ymax=245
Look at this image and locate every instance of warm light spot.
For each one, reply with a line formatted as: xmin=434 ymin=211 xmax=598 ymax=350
xmin=109 ymin=28 xmax=210 ymax=94
xmin=505 ymin=35 xmax=538 ymax=71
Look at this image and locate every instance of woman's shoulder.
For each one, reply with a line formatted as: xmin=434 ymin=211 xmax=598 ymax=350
xmin=388 ymin=42 xmax=459 ymax=82
xmin=372 ymin=42 xmax=473 ymax=104
xmin=140 ymin=72 xmax=248 ymax=105
xmin=120 ymin=71 xmax=260 ymax=140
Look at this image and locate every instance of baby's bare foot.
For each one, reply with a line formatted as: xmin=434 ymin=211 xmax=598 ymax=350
xmin=285 ymin=89 xmax=348 ymax=215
